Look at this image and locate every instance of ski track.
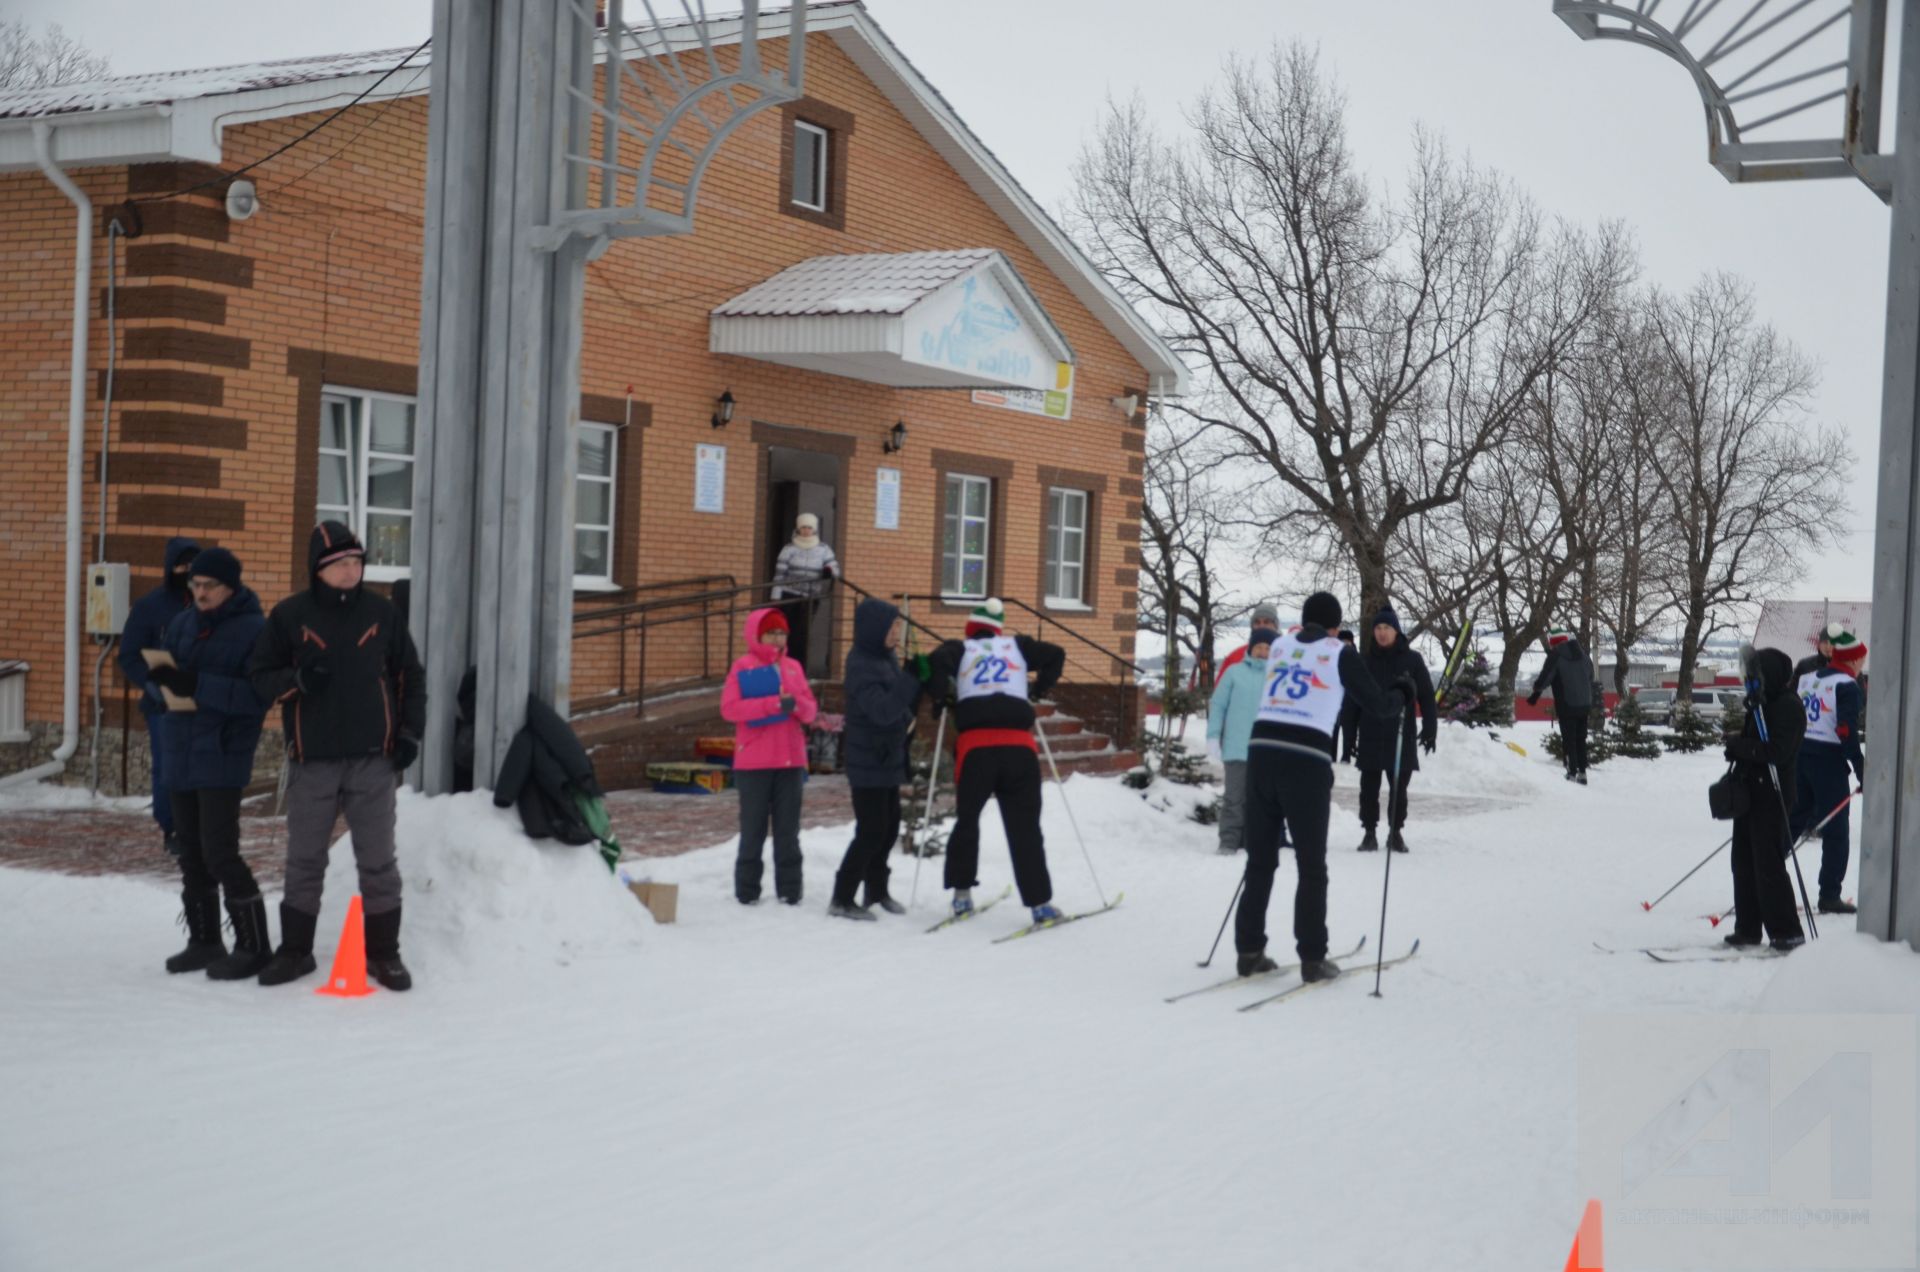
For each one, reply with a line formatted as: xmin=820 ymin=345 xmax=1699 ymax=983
xmin=0 ymin=721 xmax=1900 ymax=1272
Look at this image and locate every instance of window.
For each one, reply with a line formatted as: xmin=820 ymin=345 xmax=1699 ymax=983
xmin=1044 ymin=487 xmax=1088 ymax=606
xmin=318 ymin=388 xmax=416 ymax=579
xmin=791 ymin=120 xmax=829 ymax=211
xmin=575 ymin=423 xmax=618 ymax=587
xmin=941 ymin=474 xmax=991 ymax=599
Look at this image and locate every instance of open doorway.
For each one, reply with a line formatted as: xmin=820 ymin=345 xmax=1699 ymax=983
xmin=762 ymin=445 xmax=842 ymax=679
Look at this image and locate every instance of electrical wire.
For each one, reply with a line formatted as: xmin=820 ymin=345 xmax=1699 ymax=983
xmin=132 ymin=37 xmax=431 ymax=205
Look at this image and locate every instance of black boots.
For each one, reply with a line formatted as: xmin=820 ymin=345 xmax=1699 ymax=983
xmin=1386 ymin=829 xmax=1409 ymax=853
xmin=1817 ymin=897 xmax=1857 ymax=915
xmin=364 ymin=905 xmax=412 ymax=992
xmin=165 ymin=889 xmax=225 ymax=974
xmin=1237 ymin=950 xmax=1279 ymax=977
xmin=206 ymin=895 xmax=273 ymax=980
xmin=258 ymin=903 xmax=319 ymax=987
xmin=1357 ymin=828 xmax=1379 ymax=852
xmin=1723 ymin=931 xmax=1764 ymax=948
xmin=1300 ymin=958 xmax=1342 ymax=983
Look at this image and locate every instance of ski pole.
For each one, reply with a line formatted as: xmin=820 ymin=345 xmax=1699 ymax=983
xmin=1643 ymin=832 xmax=1734 ymax=912
xmin=1036 ymin=714 xmax=1110 ymax=908
xmin=1748 ymin=697 xmax=1817 ymax=940
xmin=1198 ymin=871 xmax=1247 ymax=968
xmin=909 ymin=705 xmax=950 ymax=910
xmin=1705 ymin=787 xmax=1859 ymax=925
xmin=1371 ymin=693 xmax=1410 ymax=998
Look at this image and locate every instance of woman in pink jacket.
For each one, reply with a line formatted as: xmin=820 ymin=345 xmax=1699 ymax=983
xmin=722 ymin=608 xmax=820 ymax=904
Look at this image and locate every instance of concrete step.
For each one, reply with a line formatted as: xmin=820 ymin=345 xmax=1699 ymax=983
xmin=1039 ymin=730 xmax=1109 ymax=755
xmin=1049 ymin=747 xmax=1141 ymax=776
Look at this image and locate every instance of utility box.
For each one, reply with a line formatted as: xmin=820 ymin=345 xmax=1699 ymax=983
xmin=86 ymin=563 xmax=129 ymax=636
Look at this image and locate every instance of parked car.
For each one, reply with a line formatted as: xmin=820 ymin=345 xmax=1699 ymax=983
xmin=1637 ymin=686 xmax=1741 ymax=727
xmin=1634 ymin=687 xmax=1676 ymax=726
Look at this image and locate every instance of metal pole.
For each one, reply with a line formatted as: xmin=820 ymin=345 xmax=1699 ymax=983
xmin=1036 ymin=713 xmax=1108 ymax=908
xmin=1198 ymin=872 xmax=1246 ymax=968
xmin=909 ymin=706 xmax=948 ymax=909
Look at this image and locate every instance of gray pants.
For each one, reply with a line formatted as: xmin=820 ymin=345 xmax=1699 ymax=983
xmin=284 ymin=756 xmax=402 ymax=917
xmin=734 ymin=767 xmax=804 ymax=902
xmin=1219 ymin=760 xmax=1249 ymax=852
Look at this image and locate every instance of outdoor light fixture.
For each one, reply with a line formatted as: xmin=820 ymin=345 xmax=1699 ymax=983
xmin=710 ymin=389 xmax=735 ymax=429
xmin=883 ymin=420 xmax=907 ymax=454
xmin=1110 ymin=392 xmax=1140 ymax=418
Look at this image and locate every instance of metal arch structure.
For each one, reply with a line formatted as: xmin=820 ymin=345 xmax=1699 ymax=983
xmin=1554 ymin=0 xmax=1890 ymax=198
xmin=412 ymin=0 xmax=807 ymax=795
xmin=1558 ymin=0 xmax=1920 ymax=952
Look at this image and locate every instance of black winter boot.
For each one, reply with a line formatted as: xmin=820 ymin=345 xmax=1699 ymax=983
xmin=207 ymin=894 xmax=273 ymax=980
xmin=1357 ymin=828 xmax=1379 ymax=852
xmin=1300 ymin=958 xmax=1342 ymax=983
xmin=258 ymin=903 xmax=319 ymax=987
xmin=1237 ymin=950 xmax=1279 ymax=977
xmin=1387 ymin=829 xmax=1409 ymax=853
xmin=165 ymin=889 xmax=225 ymax=974
xmin=1722 ymin=931 xmax=1764 ymax=948
xmin=364 ymin=905 xmax=412 ymax=992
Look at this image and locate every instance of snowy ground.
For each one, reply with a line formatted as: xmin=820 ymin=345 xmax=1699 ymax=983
xmin=2 ymin=724 xmax=1914 ymax=1271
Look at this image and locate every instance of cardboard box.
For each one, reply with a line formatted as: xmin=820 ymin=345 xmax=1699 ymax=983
xmin=626 ymin=879 xmax=679 ymax=924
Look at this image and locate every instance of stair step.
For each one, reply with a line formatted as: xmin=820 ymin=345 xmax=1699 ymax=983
xmin=1040 ymin=731 xmax=1109 ymax=755
xmin=1037 ymin=716 xmax=1085 ymax=737
xmin=1050 ymin=748 xmax=1141 ymax=776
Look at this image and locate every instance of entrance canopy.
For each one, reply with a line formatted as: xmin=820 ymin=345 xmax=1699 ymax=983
xmin=710 ymin=249 xmax=1073 ymax=391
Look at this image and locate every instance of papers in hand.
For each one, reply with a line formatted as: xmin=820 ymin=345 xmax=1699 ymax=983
xmin=139 ymin=648 xmax=195 ymax=712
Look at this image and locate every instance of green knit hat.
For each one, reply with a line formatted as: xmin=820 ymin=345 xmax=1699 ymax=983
xmin=1547 ymin=628 xmax=1573 ymax=648
xmin=966 ymin=598 xmax=1006 ymax=637
xmin=1826 ymin=621 xmax=1867 ymax=667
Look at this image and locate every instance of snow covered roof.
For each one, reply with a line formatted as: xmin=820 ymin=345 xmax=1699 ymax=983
xmin=713 ymin=249 xmax=999 ymax=317
xmin=0 ymin=47 xmax=427 ymax=120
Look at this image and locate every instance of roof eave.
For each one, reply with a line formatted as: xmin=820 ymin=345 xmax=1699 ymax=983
xmin=0 ymin=105 xmax=185 ymax=174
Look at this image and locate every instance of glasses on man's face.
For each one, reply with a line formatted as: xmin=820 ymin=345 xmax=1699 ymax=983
xmin=188 ymin=580 xmax=224 ymax=594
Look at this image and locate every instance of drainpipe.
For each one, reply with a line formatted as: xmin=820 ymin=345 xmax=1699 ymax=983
xmin=2 ymin=122 xmax=90 ymax=789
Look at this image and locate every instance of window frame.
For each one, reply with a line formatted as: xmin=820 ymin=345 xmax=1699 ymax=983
xmin=1043 ymin=486 xmax=1090 ymax=608
xmin=318 ymin=385 xmax=417 ymax=584
xmin=941 ymin=473 xmax=993 ymax=602
xmin=573 ymin=421 xmax=619 ymax=590
xmin=791 ymin=120 xmax=830 ymax=212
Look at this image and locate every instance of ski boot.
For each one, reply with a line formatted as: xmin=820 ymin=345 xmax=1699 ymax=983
xmin=1387 ymin=829 xmax=1409 ymax=853
xmin=1236 ymin=950 xmax=1278 ymax=977
xmin=1300 ymin=958 xmax=1342 ymax=983
xmin=828 ymin=899 xmax=878 ymax=922
xmin=864 ymin=894 xmax=907 ymax=916
xmin=950 ymin=888 xmax=974 ymax=919
xmin=1722 ymin=931 xmax=1764 ymax=949
xmin=1772 ymin=935 xmax=1807 ymax=953
xmin=1357 ymin=828 xmax=1379 ymax=852
xmin=1030 ymin=903 xmax=1065 ymax=924
xmin=1817 ymin=897 xmax=1857 ymax=915
xmin=1574 ymin=769 xmax=1589 ymax=785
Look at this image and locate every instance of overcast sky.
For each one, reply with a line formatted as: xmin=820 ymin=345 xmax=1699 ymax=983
xmin=17 ymin=0 xmax=1896 ymax=617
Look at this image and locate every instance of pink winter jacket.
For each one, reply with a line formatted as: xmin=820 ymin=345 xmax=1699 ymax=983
xmin=720 ymin=607 xmax=820 ymax=771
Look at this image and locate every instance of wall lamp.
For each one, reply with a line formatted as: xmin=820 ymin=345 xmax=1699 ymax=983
xmin=882 ymin=420 xmax=907 ymax=454
xmin=710 ymin=389 xmax=735 ymax=430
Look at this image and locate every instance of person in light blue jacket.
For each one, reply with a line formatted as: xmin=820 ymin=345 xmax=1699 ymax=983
xmin=1207 ymin=623 xmax=1284 ymax=854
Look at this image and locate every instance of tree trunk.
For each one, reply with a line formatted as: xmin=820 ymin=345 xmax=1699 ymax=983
xmin=1497 ymin=641 xmax=1528 ymax=700
xmin=1674 ymin=601 xmax=1707 ymax=698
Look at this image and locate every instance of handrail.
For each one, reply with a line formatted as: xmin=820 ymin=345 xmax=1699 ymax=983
xmin=835 ymin=576 xmax=946 ymax=650
xmin=574 ymin=573 xmax=737 ymax=623
xmin=887 ymin=592 xmax=1148 ymax=679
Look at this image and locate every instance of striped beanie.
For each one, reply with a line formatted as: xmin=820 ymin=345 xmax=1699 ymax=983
xmin=1547 ymin=629 xmax=1573 ymax=648
xmin=1827 ymin=621 xmax=1867 ymax=669
xmin=965 ymin=598 xmax=1006 ymax=639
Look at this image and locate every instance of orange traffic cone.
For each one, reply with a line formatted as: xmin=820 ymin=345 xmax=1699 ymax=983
xmin=1563 ymin=1199 xmax=1603 ymax=1272
xmin=315 ymin=895 xmax=375 ymax=997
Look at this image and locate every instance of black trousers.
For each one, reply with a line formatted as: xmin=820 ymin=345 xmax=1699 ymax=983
xmin=1557 ymin=709 xmax=1589 ymax=773
xmin=834 ymin=784 xmax=901 ymax=906
xmin=1358 ymin=765 xmax=1412 ymax=831
xmin=944 ymin=745 xmax=1052 ymax=906
xmin=1790 ymin=744 xmax=1854 ymax=903
xmin=1339 ymin=717 xmax=1358 ymax=764
xmin=171 ymin=787 xmax=259 ymax=899
xmin=1236 ymin=746 xmax=1332 ymax=960
xmin=1730 ymin=791 xmax=1803 ymax=942
xmin=734 ymin=768 xmax=805 ymax=902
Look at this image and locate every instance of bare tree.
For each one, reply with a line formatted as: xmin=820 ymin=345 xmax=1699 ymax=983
xmin=0 ymin=22 xmax=109 ymax=91
xmin=1069 ymin=46 xmax=1615 ymax=636
xmin=1139 ymin=415 xmax=1238 ymax=711
xmin=1645 ymin=273 xmax=1851 ymax=694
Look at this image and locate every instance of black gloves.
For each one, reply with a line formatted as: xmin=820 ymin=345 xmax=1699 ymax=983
xmin=777 ymin=694 xmax=797 ymax=715
xmin=297 ymin=659 xmax=333 ymax=696
xmin=1526 ymin=692 xmax=1540 ymax=707
xmin=147 ymin=664 xmax=198 ymax=697
xmin=1390 ymin=673 xmax=1417 ymax=707
xmin=1420 ymin=732 xmax=1436 ymax=756
xmin=1723 ymin=737 xmax=1767 ymax=764
xmin=391 ymin=734 xmax=420 ymax=772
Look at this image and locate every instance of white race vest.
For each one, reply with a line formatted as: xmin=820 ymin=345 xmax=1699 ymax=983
xmin=1256 ymin=633 xmax=1346 ymax=736
xmin=957 ymin=637 xmax=1029 ymax=702
xmin=1799 ymin=670 xmax=1855 ymax=745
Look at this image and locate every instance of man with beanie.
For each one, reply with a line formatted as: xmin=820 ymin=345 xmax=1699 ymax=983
xmin=1235 ymin=591 xmax=1405 ymax=982
xmin=1790 ymin=623 xmax=1867 ymax=914
xmin=117 ymin=536 xmax=199 ymax=854
xmin=1527 ymin=629 xmax=1596 ymax=783
xmin=1350 ymin=606 xmax=1437 ymax=853
xmin=250 ymin=522 xmax=426 ymax=990
xmin=926 ymin=599 xmax=1068 ymax=925
xmin=1722 ymin=648 xmax=1807 ymax=951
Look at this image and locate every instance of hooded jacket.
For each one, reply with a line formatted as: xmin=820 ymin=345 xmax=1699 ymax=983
xmin=1207 ymin=651 xmax=1267 ymax=763
xmin=720 ymin=607 xmax=820 ymax=770
xmin=249 ymin=523 xmax=427 ymax=764
xmin=841 ymin=599 xmax=924 ymax=788
xmin=155 ymin=584 xmax=268 ymax=790
xmin=1726 ymin=648 xmax=1805 ymax=798
xmin=118 ymin=536 xmax=199 ymax=719
xmin=1529 ymin=637 xmax=1596 ymax=714
xmin=1349 ymin=608 xmax=1438 ymax=772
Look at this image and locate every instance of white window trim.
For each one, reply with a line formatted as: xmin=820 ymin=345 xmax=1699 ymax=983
xmin=1043 ymin=486 xmax=1088 ymax=608
xmin=792 ymin=119 xmax=829 ymax=212
xmin=320 ymin=386 xmax=416 ymax=583
xmin=574 ymin=421 xmax=618 ymax=589
xmin=941 ymin=473 xmax=991 ymax=602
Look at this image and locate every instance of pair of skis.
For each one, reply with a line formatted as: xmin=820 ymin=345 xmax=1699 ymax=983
xmin=1593 ymin=940 xmax=1787 ymax=964
xmin=922 ymin=884 xmax=1126 ymax=942
xmin=1162 ymin=936 xmax=1422 ymax=1009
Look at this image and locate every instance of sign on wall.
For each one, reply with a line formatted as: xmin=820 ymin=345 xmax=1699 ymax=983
xmin=875 ymin=467 xmax=900 ymax=530
xmin=903 ymin=269 xmax=1059 ymax=392
xmin=972 ymin=360 xmax=1075 ymax=420
xmin=694 ymin=444 xmax=726 ymax=514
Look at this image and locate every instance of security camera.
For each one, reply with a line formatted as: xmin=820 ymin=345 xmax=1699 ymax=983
xmin=225 ymin=179 xmax=259 ymax=222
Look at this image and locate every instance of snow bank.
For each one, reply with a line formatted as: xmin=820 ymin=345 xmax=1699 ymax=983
xmin=1756 ymin=930 xmax=1920 ymax=1015
xmin=0 ymin=779 xmax=151 ymax=814
xmin=324 ymin=790 xmax=646 ymax=978
xmin=1412 ymin=720 xmax=1556 ymax=801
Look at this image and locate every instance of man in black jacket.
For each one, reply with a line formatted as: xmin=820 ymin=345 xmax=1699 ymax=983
xmin=1722 ymin=647 xmax=1807 ymax=951
xmin=830 ymin=598 xmax=926 ymax=920
xmin=1235 ymin=592 xmax=1406 ymax=982
xmin=116 ymin=536 xmax=198 ymax=853
xmin=1527 ymin=628 xmax=1596 ymax=784
xmin=250 ymin=522 xmax=426 ymax=991
xmin=925 ymin=599 xmax=1067 ymax=925
xmin=1349 ymin=606 xmax=1437 ymax=853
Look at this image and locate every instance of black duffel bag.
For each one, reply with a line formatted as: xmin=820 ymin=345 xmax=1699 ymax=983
xmin=1708 ymin=766 xmax=1750 ymax=821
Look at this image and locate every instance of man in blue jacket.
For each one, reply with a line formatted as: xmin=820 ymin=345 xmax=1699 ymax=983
xmin=116 ymin=536 xmax=198 ymax=854
xmin=829 ymin=598 xmax=926 ymax=920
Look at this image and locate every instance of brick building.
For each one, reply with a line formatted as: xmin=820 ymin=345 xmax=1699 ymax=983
xmin=0 ymin=4 xmax=1183 ymax=783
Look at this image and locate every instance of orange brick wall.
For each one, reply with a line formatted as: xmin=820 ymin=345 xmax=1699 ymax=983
xmin=0 ymin=33 xmax=1148 ymax=731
